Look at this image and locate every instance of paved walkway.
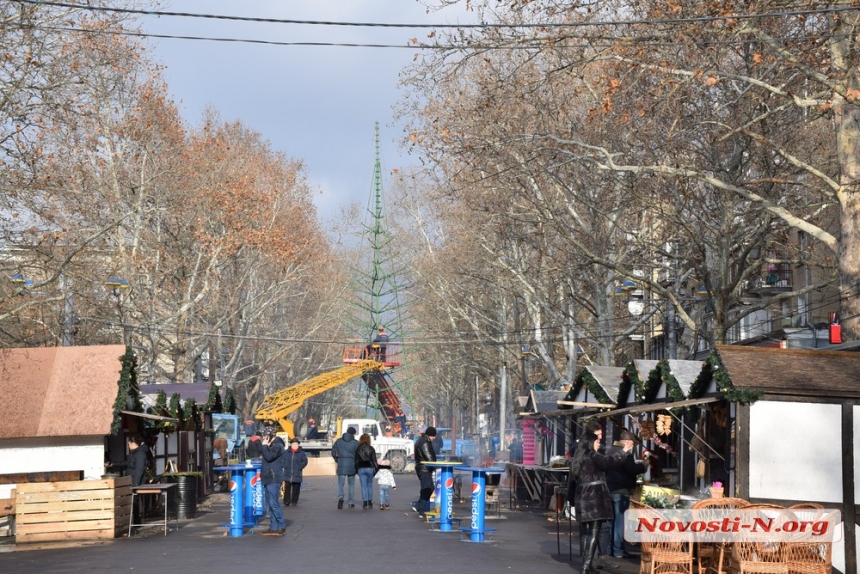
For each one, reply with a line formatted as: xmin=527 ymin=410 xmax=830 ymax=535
xmin=1 ymin=474 xmax=642 ymax=574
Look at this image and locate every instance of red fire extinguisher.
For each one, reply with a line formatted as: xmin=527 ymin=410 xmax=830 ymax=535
xmin=829 ymin=312 xmax=842 ymax=344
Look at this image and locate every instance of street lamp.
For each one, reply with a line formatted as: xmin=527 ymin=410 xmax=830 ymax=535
xmin=104 ymin=276 xmax=130 ymax=344
xmin=104 ymin=276 xmax=130 ymax=295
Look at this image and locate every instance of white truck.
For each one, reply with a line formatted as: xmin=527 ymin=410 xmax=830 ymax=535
xmin=299 ymin=418 xmax=414 ymax=474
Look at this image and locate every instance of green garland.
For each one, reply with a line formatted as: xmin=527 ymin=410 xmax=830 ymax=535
xmin=564 ymin=372 xmax=585 ymax=404
xmin=184 ymin=398 xmax=200 ymax=431
xmin=642 ymin=364 xmax=663 ymax=403
xmin=169 ymin=392 xmax=184 ymax=426
xmin=690 ymin=352 xmax=764 ymax=405
xmin=622 ymin=362 xmax=645 ymax=402
xmin=110 ymin=346 xmax=140 ymax=435
xmin=225 ymin=387 xmax=236 ymax=414
xmin=150 ymin=390 xmax=176 ymax=434
xmin=657 ymin=360 xmax=686 ymax=403
xmin=203 ymin=383 xmax=221 ymax=413
xmin=579 ymin=368 xmax=613 ymax=405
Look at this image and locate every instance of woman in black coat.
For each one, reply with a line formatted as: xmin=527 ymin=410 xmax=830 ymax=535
xmin=571 ymin=421 xmax=631 ymax=574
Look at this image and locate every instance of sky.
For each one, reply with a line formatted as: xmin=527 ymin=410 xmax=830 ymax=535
xmin=139 ymin=1 xmax=475 ymax=224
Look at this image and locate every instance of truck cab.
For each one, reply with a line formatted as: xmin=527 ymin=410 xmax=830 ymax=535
xmin=435 ymin=427 xmax=478 ymax=466
xmin=212 ymin=413 xmax=243 ymax=460
xmin=340 ymin=418 xmax=414 ymax=473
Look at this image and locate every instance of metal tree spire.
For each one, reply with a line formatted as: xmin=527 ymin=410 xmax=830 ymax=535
xmin=345 ymin=122 xmax=414 ymax=431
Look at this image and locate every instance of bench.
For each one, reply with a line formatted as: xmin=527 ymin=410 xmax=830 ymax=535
xmin=428 ymin=515 xmax=463 ymax=530
xmin=459 ymin=526 xmax=496 ymax=541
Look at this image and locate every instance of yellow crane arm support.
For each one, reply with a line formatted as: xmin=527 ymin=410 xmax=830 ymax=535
xmin=255 ymin=359 xmax=383 ymax=438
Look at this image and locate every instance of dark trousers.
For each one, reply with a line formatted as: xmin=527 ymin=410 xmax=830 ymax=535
xmin=283 ymin=481 xmax=301 ymax=505
xmin=417 ymin=468 xmax=434 ymax=512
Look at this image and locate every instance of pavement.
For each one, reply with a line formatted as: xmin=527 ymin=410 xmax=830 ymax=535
xmin=0 ymin=474 xmax=642 ymax=574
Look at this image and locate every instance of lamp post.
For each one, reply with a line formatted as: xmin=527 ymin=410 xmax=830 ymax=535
xmin=104 ymin=276 xmax=130 ymax=344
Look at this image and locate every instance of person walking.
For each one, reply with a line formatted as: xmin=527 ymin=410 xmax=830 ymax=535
xmin=282 ymin=438 xmax=308 ymax=506
xmin=570 ymin=421 xmax=631 ymax=574
xmin=413 ymin=426 xmax=437 ymax=518
xmin=606 ymin=430 xmax=647 ymax=559
xmin=332 ymin=427 xmax=359 ymax=509
xmin=355 ymin=433 xmax=379 ymax=509
xmin=260 ymin=426 xmax=287 ymax=536
xmin=376 ymin=458 xmax=396 ymax=509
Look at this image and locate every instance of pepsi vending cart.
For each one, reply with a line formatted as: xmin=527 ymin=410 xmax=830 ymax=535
xmin=456 ymin=466 xmax=504 ymax=542
xmin=214 ymin=464 xmax=257 ymax=537
xmin=243 ymin=461 xmax=264 ymax=525
xmin=423 ymin=461 xmax=461 ymax=532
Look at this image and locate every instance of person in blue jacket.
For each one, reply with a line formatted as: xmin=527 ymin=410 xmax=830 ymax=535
xmin=332 ymin=427 xmax=359 ymax=508
xmin=261 ymin=426 xmax=287 ymax=535
xmin=282 ymin=438 xmax=308 ymax=506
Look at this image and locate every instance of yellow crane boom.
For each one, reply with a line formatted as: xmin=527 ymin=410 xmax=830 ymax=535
xmin=255 ymin=359 xmax=384 ymax=438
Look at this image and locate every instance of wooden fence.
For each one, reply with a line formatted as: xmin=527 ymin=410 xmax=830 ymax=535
xmin=15 ymin=476 xmax=131 ymax=543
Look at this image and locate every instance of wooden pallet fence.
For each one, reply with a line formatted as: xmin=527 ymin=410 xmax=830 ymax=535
xmin=15 ymin=476 xmax=131 ymax=543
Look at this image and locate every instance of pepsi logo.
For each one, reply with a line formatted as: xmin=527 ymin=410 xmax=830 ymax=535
xmin=229 ymin=480 xmax=238 ymax=493
xmin=250 ymin=474 xmax=260 ymax=486
xmin=472 ymin=483 xmax=482 ymax=496
xmin=445 ymin=477 xmax=455 ymax=489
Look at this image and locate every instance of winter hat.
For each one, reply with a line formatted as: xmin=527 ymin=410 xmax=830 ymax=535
xmin=424 ymin=426 xmax=437 ymax=437
xmin=619 ymin=430 xmax=636 ymax=441
xmin=380 ymin=459 xmax=390 ymax=466
xmin=347 ymin=427 xmax=357 ymax=435
xmin=290 ymin=438 xmax=300 ymax=445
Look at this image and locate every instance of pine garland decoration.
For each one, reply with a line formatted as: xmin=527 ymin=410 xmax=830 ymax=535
xmin=579 ymin=368 xmax=612 ymax=405
xmin=204 ymin=381 xmax=219 ymax=411
xmin=690 ymin=352 xmax=764 ymax=404
xmin=110 ymin=346 xmax=140 ymax=435
xmin=622 ymin=362 xmax=645 ymax=402
xmin=225 ymin=387 xmax=236 ymax=414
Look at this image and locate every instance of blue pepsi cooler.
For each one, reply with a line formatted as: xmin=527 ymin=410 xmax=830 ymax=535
xmin=470 ymin=474 xmax=487 ymax=542
xmin=439 ymin=472 xmax=455 ymax=530
xmin=243 ymin=462 xmax=261 ymax=525
xmin=252 ymin=468 xmax=264 ymax=518
xmin=227 ymin=475 xmax=244 ymax=537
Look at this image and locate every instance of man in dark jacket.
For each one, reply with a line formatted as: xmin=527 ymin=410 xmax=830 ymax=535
xmin=261 ymin=426 xmax=287 ymax=535
xmin=414 ymin=426 xmax=437 ymax=518
xmin=332 ymin=427 xmax=359 ymax=509
xmin=126 ymin=435 xmax=150 ymax=487
xmin=127 ymin=435 xmax=150 ymax=527
xmin=245 ymin=432 xmax=263 ymax=459
xmin=604 ymin=430 xmax=647 ymax=559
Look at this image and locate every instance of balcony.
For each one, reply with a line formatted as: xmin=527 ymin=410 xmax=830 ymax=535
xmin=743 ymin=263 xmax=793 ymax=295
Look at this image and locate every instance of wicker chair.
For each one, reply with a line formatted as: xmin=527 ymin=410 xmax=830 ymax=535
xmin=631 ymin=499 xmax=654 ymax=574
xmin=785 ymin=503 xmax=831 ymax=574
xmin=731 ymin=505 xmax=787 ymax=574
xmin=648 ymin=532 xmax=695 ymax=574
xmin=692 ymin=497 xmax=751 ymax=574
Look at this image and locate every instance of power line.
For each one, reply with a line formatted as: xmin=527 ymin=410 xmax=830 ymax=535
xmin=11 ymin=20 xmax=847 ymax=52
xmin=10 ymin=0 xmax=858 ymax=30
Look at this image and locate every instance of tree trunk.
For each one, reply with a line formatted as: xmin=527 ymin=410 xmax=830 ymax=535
xmin=832 ymin=12 xmax=860 ymax=340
